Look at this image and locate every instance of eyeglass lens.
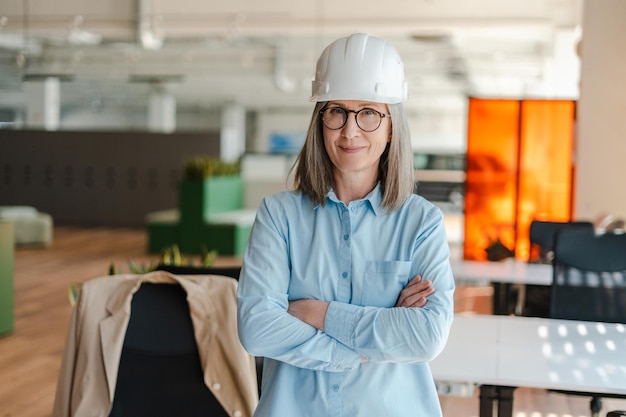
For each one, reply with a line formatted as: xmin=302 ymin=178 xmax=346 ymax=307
xmin=321 ymin=108 xmax=385 ymax=132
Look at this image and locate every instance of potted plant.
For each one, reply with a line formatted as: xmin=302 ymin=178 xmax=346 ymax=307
xmin=178 ymin=157 xmax=243 ymax=253
xmin=179 ymin=157 xmax=242 ymax=220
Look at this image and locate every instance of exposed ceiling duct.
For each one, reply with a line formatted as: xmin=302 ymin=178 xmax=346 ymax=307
xmin=0 ymin=0 xmax=583 ymax=114
xmin=137 ymin=0 xmax=163 ymax=50
xmin=67 ymin=17 xmax=102 ymax=46
xmin=273 ymin=42 xmax=298 ymax=94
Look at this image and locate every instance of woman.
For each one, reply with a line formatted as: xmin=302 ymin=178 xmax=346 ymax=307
xmin=237 ymin=33 xmax=455 ymax=417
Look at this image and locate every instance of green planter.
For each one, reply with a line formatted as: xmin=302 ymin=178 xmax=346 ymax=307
xmin=179 ymin=176 xmax=243 ymax=223
xmin=0 ymin=221 xmax=14 ymax=336
xmin=205 ymin=222 xmax=252 ymax=256
xmin=179 ymin=176 xmax=243 ymax=254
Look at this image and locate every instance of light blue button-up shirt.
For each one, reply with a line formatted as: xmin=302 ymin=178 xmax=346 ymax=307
xmin=237 ymin=184 xmax=455 ymax=417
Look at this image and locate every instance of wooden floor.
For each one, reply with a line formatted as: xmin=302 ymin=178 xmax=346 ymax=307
xmin=1 ymin=226 xmax=625 ymax=417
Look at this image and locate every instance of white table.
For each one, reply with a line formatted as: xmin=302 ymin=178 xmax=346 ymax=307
xmin=451 ymin=259 xmax=552 ymax=286
xmin=431 ymin=314 xmax=626 ymax=417
xmin=451 ymin=259 xmax=553 ymax=315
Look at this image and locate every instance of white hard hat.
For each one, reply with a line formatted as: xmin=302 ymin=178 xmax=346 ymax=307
xmin=310 ymin=33 xmax=409 ymax=104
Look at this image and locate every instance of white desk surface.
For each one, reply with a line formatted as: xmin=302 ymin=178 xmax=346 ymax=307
xmin=430 ymin=314 xmax=500 ymax=386
xmin=450 ymin=259 xmax=552 ymax=286
xmin=431 ymin=314 xmax=626 ymax=396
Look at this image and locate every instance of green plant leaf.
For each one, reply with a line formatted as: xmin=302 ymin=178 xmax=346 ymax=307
xmin=200 ymin=244 xmax=218 ymax=267
xmin=181 ymin=157 xmax=241 ymax=180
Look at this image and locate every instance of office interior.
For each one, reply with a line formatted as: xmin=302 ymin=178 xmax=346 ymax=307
xmin=1 ymin=0 xmax=626 ymax=416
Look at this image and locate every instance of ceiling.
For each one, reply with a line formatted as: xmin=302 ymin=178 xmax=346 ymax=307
xmin=0 ymin=0 xmax=583 ymax=121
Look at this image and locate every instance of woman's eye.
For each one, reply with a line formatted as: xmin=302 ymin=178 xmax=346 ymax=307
xmin=329 ymin=108 xmax=345 ymax=115
xmin=361 ymin=109 xmax=376 ymax=116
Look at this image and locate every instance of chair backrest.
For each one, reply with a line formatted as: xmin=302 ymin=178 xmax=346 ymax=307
xmin=550 ymin=229 xmax=626 ymax=323
xmin=155 ymin=264 xmax=241 ymax=280
xmin=109 ymin=283 xmax=229 ymax=417
xmin=528 ymin=220 xmax=595 ymax=263
xmin=152 ymin=264 xmax=263 ymax=393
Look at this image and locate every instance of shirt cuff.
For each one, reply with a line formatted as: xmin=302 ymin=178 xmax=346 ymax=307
xmin=324 ymin=301 xmax=360 ymax=348
xmin=330 ymin=340 xmax=363 ymax=370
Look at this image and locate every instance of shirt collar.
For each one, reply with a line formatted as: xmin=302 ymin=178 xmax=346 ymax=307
xmin=324 ymin=183 xmax=385 ymax=216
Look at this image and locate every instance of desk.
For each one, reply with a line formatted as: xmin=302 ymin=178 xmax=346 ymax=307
xmin=430 ymin=314 xmax=626 ymax=417
xmin=451 ymin=259 xmax=552 ymax=286
xmin=451 ymin=259 xmax=552 ymax=314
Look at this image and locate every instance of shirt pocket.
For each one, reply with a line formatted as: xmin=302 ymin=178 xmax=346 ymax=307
xmin=360 ymin=260 xmax=412 ymax=307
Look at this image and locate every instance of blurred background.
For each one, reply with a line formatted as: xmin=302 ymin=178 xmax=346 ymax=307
xmin=0 ymin=0 xmax=582 ymax=147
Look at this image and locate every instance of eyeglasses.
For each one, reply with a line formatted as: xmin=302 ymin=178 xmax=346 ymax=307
xmin=319 ymin=107 xmax=391 ymax=132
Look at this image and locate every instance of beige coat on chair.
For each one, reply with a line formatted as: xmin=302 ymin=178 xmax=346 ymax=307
xmin=52 ymin=271 xmax=258 ymax=417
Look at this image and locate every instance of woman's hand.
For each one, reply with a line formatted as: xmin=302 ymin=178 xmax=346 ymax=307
xmin=288 ymin=299 xmax=329 ymax=331
xmin=395 ymin=275 xmax=434 ymax=308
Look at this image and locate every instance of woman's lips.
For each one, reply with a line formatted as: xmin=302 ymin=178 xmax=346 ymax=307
xmin=340 ymin=146 xmax=364 ymax=153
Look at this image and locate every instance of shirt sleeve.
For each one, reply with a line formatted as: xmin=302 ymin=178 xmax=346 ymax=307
xmin=323 ymin=206 xmax=455 ymax=364
xmin=237 ymin=196 xmax=362 ymax=372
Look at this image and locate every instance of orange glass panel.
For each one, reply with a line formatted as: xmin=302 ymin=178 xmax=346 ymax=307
xmin=463 ymin=98 xmax=575 ymax=262
xmin=515 ymin=100 xmax=575 ymax=260
xmin=464 ymin=98 xmax=520 ymax=261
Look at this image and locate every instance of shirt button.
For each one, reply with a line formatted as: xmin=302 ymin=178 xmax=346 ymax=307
xmin=332 ymin=384 xmax=340 ymax=392
xmin=341 ymin=272 xmax=348 ymax=279
xmin=234 ymin=411 xmax=243 ymax=417
xmin=212 ymin=382 xmax=222 ymax=391
xmin=350 ymin=206 xmax=356 ymax=212
xmin=343 ymin=233 xmax=349 ymax=240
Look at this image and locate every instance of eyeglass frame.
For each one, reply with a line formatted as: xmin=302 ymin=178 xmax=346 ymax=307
xmin=319 ymin=106 xmax=391 ymax=132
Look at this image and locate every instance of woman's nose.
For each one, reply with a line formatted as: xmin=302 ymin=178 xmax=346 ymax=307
xmin=341 ymin=113 xmax=360 ymax=138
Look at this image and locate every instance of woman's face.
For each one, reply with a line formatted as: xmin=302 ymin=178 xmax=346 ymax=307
xmin=322 ymin=100 xmax=391 ymax=178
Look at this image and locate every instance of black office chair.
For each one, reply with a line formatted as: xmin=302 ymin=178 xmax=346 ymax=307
xmin=153 ymin=264 xmax=264 ymax=396
xmin=550 ymin=228 xmax=626 ymax=322
xmin=548 ymin=228 xmax=626 ymax=417
xmin=511 ymin=220 xmax=595 ymax=317
xmin=607 ymin=411 xmax=626 ymax=417
xmin=155 ymin=264 xmax=242 ymax=280
xmin=529 ymin=220 xmax=595 ymax=264
xmin=109 ymin=282 xmax=229 ymax=417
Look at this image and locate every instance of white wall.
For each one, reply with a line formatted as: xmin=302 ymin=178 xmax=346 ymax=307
xmin=408 ymin=109 xmax=466 ymax=154
xmin=575 ymin=0 xmax=626 ymax=220
xmin=254 ymin=111 xmax=311 ymax=154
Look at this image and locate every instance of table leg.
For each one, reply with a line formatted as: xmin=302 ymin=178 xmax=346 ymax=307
xmin=479 ymin=385 xmax=497 ymax=417
xmin=492 ymin=283 xmax=511 ymax=315
xmin=496 ymin=386 xmax=516 ymax=417
xmin=478 ymin=385 xmax=517 ymax=417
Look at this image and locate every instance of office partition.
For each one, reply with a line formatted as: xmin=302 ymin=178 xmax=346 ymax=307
xmin=463 ymin=98 xmax=575 ymax=261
